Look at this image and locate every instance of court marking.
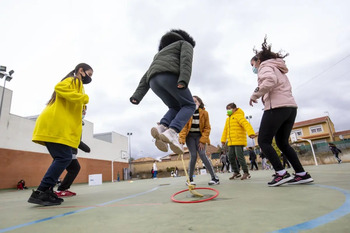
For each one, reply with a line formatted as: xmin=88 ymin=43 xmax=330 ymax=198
xmin=271 ymin=184 xmax=350 ymax=233
xmin=0 ymin=186 xmax=159 ymax=233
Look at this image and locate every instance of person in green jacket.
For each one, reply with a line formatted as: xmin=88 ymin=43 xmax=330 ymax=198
xmin=130 ymin=29 xmax=196 ymax=155
xmin=28 ymin=63 xmax=93 ymax=206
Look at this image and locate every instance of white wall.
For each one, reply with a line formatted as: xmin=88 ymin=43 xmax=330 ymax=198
xmin=0 ymin=86 xmax=129 ymax=162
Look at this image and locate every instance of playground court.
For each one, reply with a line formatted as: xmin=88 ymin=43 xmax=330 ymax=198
xmin=0 ymin=163 xmax=349 ymax=233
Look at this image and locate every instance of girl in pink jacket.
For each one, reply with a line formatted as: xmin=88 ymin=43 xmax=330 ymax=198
xmin=249 ymin=37 xmax=313 ymax=187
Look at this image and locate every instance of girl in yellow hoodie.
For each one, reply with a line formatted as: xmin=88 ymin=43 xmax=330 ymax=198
xmin=221 ymin=102 xmax=256 ymax=180
xmin=28 ymin=63 xmax=92 ymax=206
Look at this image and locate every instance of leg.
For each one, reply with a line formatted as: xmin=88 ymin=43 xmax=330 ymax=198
xmin=186 ymin=136 xmax=198 ymax=179
xmin=274 ymin=108 xmax=305 ymax=173
xmin=228 ymin=146 xmax=239 ymax=173
xmin=258 ymin=108 xmax=289 ymax=172
xmin=57 ymin=159 xmax=81 ymax=191
xmin=149 ymin=73 xmax=195 ymax=132
xmin=38 ymin=142 xmax=73 ymax=191
xmin=235 ymin=146 xmax=248 ymax=173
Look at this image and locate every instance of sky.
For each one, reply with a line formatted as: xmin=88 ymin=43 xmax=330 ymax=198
xmin=1 ymin=0 xmax=350 ymax=160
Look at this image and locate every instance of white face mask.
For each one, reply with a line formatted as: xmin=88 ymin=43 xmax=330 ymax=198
xmin=196 ymin=104 xmax=199 ymax=110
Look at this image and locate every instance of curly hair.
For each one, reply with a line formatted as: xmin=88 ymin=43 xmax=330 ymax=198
xmin=158 ymin=29 xmax=196 ymax=51
xmin=252 ymin=36 xmax=289 ymax=63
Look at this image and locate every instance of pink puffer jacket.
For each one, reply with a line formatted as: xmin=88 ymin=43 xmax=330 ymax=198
xmin=250 ymin=58 xmax=297 ymax=110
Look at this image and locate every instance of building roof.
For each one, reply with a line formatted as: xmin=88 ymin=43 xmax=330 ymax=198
xmin=293 ymin=116 xmax=328 ymax=128
xmin=132 ymin=157 xmax=157 ymax=163
xmin=334 ymin=130 xmax=350 ymax=136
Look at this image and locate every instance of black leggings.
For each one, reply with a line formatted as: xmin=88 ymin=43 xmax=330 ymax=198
xmin=57 ymin=159 xmax=81 ymax=191
xmin=258 ymin=107 xmax=304 ymax=173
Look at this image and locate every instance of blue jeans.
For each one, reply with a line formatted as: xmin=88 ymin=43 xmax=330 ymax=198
xmin=38 ymin=142 xmax=73 ymax=190
xmin=186 ymin=134 xmax=216 ymax=179
xmin=149 ymin=73 xmax=196 ymax=132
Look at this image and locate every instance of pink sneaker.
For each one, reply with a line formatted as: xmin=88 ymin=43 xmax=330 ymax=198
xmin=55 ymin=190 xmax=76 ymax=197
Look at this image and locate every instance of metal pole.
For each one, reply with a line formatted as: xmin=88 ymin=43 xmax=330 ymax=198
xmin=0 ymin=78 xmax=7 ymax=119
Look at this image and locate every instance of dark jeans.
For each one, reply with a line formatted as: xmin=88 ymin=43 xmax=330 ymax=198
xmin=38 ymin=142 xmax=73 ymax=191
xmin=250 ymin=160 xmax=258 ymax=170
xmin=149 ymin=73 xmax=196 ymax=132
xmin=258 ymin=107 xmax=304 ymax=173
xmin=57 ymin=159 xmax=81 ymax=191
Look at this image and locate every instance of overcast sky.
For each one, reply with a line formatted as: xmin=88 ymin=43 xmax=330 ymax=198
xmin=1 ymin=0 xmax=350 ymax=159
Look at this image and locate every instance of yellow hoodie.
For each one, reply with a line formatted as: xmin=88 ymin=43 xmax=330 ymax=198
xmin=32 ymin=77 xmax=89 ymax=148
xmin=221 ymin=108 xmax=255 ymax=146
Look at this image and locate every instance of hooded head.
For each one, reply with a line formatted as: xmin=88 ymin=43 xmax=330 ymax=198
xmin=158 ymin=29 xmax=196 ymax=51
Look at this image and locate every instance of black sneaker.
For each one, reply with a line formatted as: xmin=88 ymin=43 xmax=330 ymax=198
xmin=268 ymin=171 xmax=293 ymax=187
xmin=208 ymin=178 xmax=220 ymax=185
xmin=28 ymin=189 xmax=64 ymax=206
xmin=287 ymin=173 xmax=314 ymax=185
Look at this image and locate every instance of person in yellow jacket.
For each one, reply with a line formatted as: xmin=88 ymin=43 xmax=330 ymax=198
xmin=221 ymin=102 xmax=256 ymax=180
xmin=179 ymin=96 xmax=219 ymax=186
xmin=28 ymin=63 xmax=93 ymax=206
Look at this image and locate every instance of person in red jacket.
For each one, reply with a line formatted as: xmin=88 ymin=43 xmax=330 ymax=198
xmin=249 ymin=36 xmax=313 ymax=186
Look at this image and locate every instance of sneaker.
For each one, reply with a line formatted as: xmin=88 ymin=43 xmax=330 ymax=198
xmin=55 ymin=190 xmax=76 ymax=197
xmin=159 ymin=128 xmax=184 ymax=154
xmin=229 ymin=172 xmax=241 ymax=180
xmin=151 ymin=124 xmax=168 ymax=152
xmin=241 ymin=173 xmax=251 ymax=180
xmin=28 ymin=189 xmax=63 ymax=206
xmin=268 ymin=171 xmax=293 ymax=187
xmin=287 ymin=172 xmax=314 ymax=185
xmin=186 ymin=178 xmax=196 ymax=186
xmin=208 ymin=178 xmax=220 ymax=185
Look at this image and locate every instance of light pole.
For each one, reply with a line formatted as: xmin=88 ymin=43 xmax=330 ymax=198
xmin=0 ymin=66 xmax=14 ymax=119
xmin=127 ymin=132 xmax=132 ymax=179
xmin=245 ymin=115 xmax=254 ymax=146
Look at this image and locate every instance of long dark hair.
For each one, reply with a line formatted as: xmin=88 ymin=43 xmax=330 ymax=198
xmin=158 ymin=29 xmax=196 ymax=51
xmin=47 ymin=63 xmax=93 ymax=105
xmin=252 ymin=36 xmax=289 ymax=63
xmin=193 ymin=95 xmax=204 ymax=109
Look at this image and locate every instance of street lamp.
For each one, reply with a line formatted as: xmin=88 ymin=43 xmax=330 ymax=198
xmin=127 ymin=132 xmax=132 ymax=179
xmin=0 ymin=66 xmax=14 ymax=119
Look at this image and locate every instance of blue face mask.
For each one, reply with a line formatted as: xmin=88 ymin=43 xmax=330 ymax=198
xmin=252 ymin=66 xmax=258 ymax=74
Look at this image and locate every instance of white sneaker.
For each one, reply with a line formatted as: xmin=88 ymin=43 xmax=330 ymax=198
xmin=159 ymin=128 xmax=184 ymax=154
xmin=151 ymin=124 xmax=168 ymax=152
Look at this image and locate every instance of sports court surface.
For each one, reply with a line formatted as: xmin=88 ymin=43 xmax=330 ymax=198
xmin=1 ymin=163 xmax=349 ymax=233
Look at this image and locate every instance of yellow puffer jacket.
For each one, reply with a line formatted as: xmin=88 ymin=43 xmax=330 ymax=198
xmin=32 ymin=77 xmax=89 ymax=148
xmin=179 ymin=108 xmax=211 ymax=144
xmin=221 ymin=108 xmax=255 ymax=146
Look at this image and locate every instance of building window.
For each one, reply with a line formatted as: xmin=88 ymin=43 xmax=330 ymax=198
xmin=309 ymin=125 xmax=323 ymax=134
xmin=292 ymin=129 xmax=303 ymax=137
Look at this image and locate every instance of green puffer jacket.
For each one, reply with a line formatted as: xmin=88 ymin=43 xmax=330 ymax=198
xmin=130 ymin=40 xmax=194 ymax=104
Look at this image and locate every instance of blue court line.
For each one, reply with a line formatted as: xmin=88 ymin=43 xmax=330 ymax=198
xmin=271 ymin=184 xmax=350 ymax=233
xmin=0 ymin=186 xmax=159 ymax=233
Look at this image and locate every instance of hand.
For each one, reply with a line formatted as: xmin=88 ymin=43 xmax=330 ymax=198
xmin=198 ymin=143 xmax=205 ymax=151
xmin=249 ymin=98 xmax=258 ymax=106
xmin=131 ymin=99 xmax=138 ymax=104
xmin=177 ymin=83 xmax=185 ymax=89
xmin=249 ymin=134 xmax=256 ymax=139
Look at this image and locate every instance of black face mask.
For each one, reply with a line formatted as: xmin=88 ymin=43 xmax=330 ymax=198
xmin=82 ymin=71 xmax=92 ymax=84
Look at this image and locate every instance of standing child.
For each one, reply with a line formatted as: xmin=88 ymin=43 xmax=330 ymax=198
xmin=249 ymin=36 xmax=313 ymax=186
xmin=28 ymin=63 xmax=93 ymax=206
xmin=221 ymin=102 xmax=256 ymax=180
xmin=329 ymin=143 xmax=342 ymax=164
xmin=130 ymin=29 xmax=196 ymax=154
xmin=179 ymin=96 xmax=219 ymax=185
xmin=249 ymin=147 xmax=259 ymax=171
